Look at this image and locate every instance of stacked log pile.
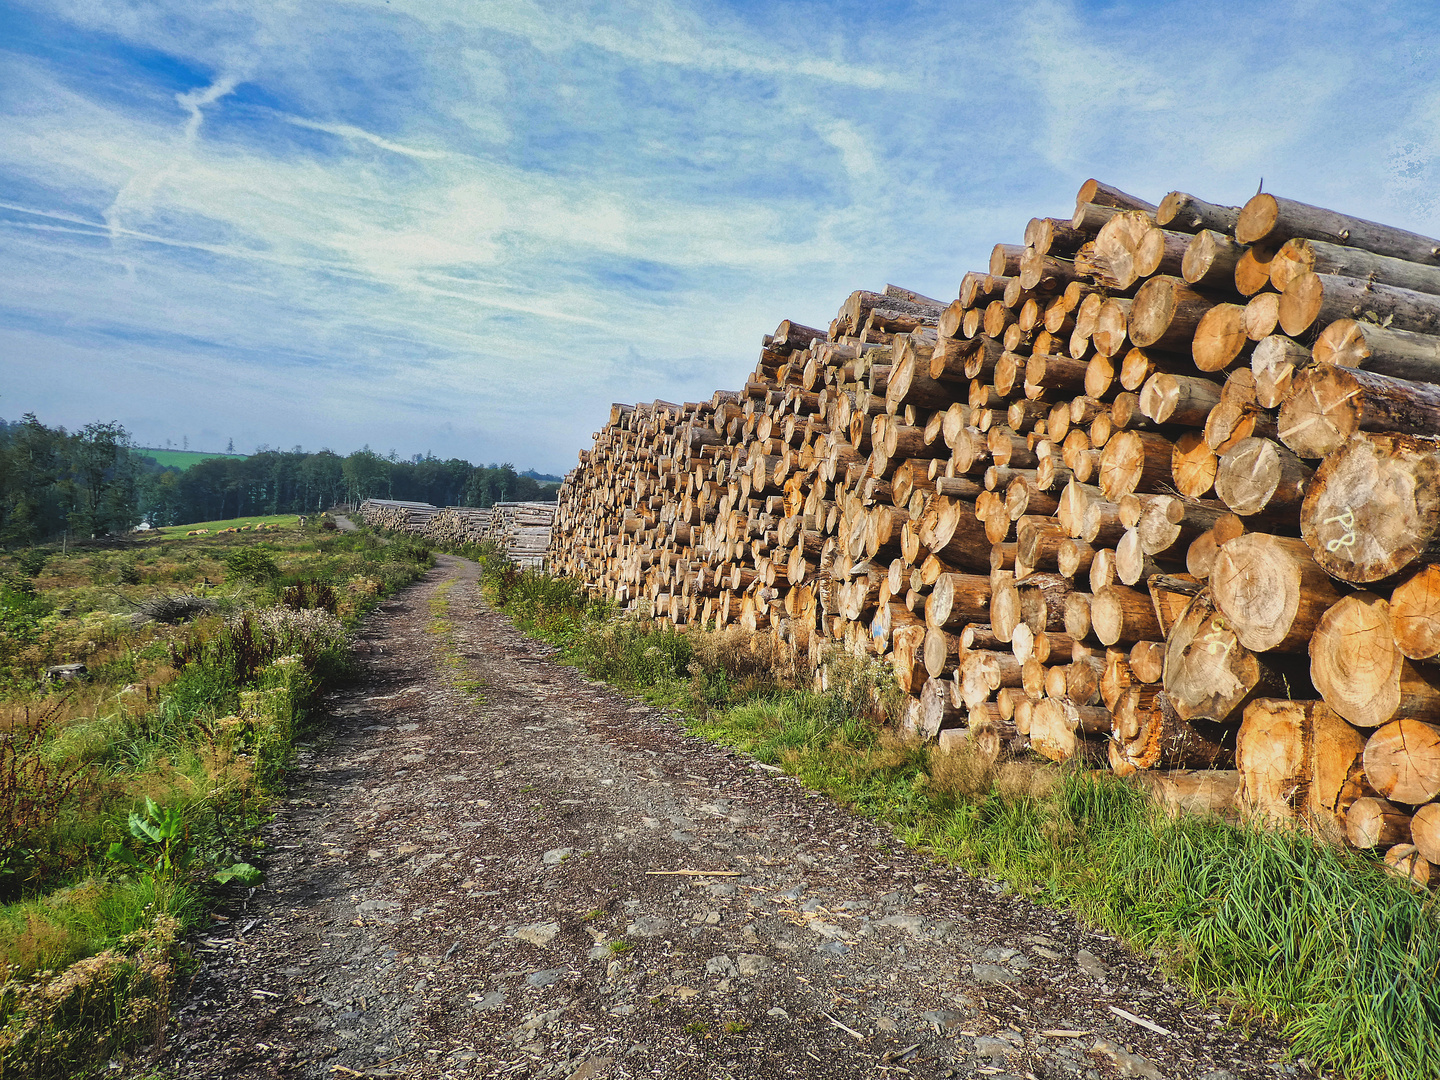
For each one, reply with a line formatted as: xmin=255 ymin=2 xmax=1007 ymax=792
xmin=358 ymin=499 xmax=555 ymax=567
xmin=548 ymin=178 xmax=1440 ymax=882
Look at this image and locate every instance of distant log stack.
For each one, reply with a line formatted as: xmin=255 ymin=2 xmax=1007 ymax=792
xmin=359 ymin=498 xmax=554 ymax=567
xmin=547 ymin=178 xmax=1440 ymax=881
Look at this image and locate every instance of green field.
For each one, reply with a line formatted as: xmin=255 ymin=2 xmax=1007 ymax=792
xmin=156 ymin=514 xmax=305 ymax=538
xmin=137 ymin=448 xmax=247 ymax=470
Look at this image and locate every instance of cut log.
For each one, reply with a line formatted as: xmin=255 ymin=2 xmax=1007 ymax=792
xmin=1250 ymin=335 xmax=1310 ymax=409
xmin=1299 ymin=432 xmax=1440 ymax=584
xmin=1383 ymin=844 xmax=1431 ymax=887
xmin=1410 ymin=802 xmax=1440 ymax=865
xmin=1029 ymin=697 xmax=1109 ymax=764
xmin=1076 ymin=179 xmax=1157 ymax=215
xmin=1311 ymin=318 xmax=1440 ymax=384
xmin=1271 ymin=236 xmax=1440 ymax=297
xmin=1130 ymin=276 xmax=1214 ymax=352
xmin=1191 ymin=304 xmax=1251 ymax=373
xmin=1310 ymin=592 xmax=1440 ymax=728
xmin=1110 ymin=687 xmax=1233 ymax=774
xmin=1364 ymin=718 xmax=1440 ymax=804
xmin=1130 ymin=640 xmax=1166 ymax=683
xmin=1182 ymin=229 xmax=1245 ymax=290
xmin=917 ymin=676 xmax=965 ymax=740
xmin=1140 ymin=373 xmax=1223 ymax=426
xmin=1163 ymin=587 xmax=1285 ymax=724
xmin=924 ymin=572 xmax=995 ymax=630
xmin=1098 ymin=430 xmax=1174 ymax=502
xmin=1392 ymin=565 xmax=1440 ymax=661
xmin=1210 ymin=532 xmax=1343 ymax=652
xmin=1091 ymin=584 xmax=1163 ymax=646
xmin=1234 ymin=246 xmax=1278 ymax=297
xmin=1236 ymin=192 xmax=1440 ymax=266
xmin=1242 ymin=292 xmax=1280 ymax=341
xmin=1279 ymin=272 xmax=1440 ymax=338
xmin=1236 ymin=698 xmax=1368 ymax=841
xmin=1279 ymin=365 xmax=1440 ymax=460
xmin=1345 ymin=797 xmax=1411 ymax=851
xmin=1143 ymin=769 xmax=1240 ymax=820
xmin=1171 ymin=431 xmax=1218 ymax=499
xmin=1214 ymin=437 xmax=1311 ymax=517
xmin=1158 ymin=192 xmax=1240 ymax=235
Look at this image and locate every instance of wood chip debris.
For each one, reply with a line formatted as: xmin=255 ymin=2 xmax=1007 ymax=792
xmin=1107 ymin=1005 xmax=1173 ymax=1036
xmin=822 ymin=1011 xmax=866 ymax=1041
xmin=1042 ymin=1029 xmax=1091 ymax=1038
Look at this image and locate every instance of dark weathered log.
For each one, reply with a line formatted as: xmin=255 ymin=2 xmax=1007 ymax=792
xmin=1237 ymin=192 xmax=1440 ymax=265
xmin=1109 ymin=687 xmax=1234 ymax=774
xmin=1299 ymin=432 xmax=1440 ymax=583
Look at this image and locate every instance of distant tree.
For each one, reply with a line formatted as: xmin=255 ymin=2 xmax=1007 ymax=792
xmin=227 ymin=438 xmax=235 ymax=454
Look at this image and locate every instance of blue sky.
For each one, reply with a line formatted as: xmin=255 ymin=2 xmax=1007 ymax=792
xmin=2 ymin=0 xmax=1438 ymax=474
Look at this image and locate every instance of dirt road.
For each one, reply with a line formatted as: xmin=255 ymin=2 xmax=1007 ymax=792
xmin=153 ymin=555 xmax=1305 ymax=1080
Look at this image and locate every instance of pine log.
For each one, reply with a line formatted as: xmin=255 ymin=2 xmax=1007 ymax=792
xmin=1140 ymin=373 xmax=1223 ymax=426
xmin=917 ymin=676 xmax=965 ymax=740
xmin=1236 ymin=698 xmax=1368 ymax=841
xmin=1171 ymin=431 xmax=1218 ymax=499
xmin=1092 ymin=584 xmax=1163 ymax=646
xmin=1364 ymin=718 xmax=1440 ymax=804
xmin=1310 ymin=318 xmax=1440 ymax=387
xmin=1210 ymin=532 xmax=1342 ymax=652
xmin=1242 ymin=292 xmax=1281 ymax=341
xmin=1182 ymin=229 xmax=1245 ymax=290
xmin=1029 ymin=697 xmax=1110 ymax=764
xmin=1299 ymin=432 xmax=1440 ymax=583
xmin=1094 ymin=212 xmax=1154 ymax=291
xmin=1158 ymin=192 xmax=1241 ymax=235
xmin=1110 ymin=686 xmax=1233 ymax=774
xmin=1383 ymin=844 xmax=1432 ymax=887
xmin=1392 ymin=565 xmax=1440 ymax=661
xmin=1192 ymin=304 xmax=1251 ymax=372
xmin=1410 ymin=802 xmax=1440 ymax=865
xmin=1279 ymin=272 xmax=1440 ymax=338
xmin=1130 ymin=640 xmax=1166 ymax=683
xmin=1237 ymin=192 xmax=1440 ymax=265
xmin=1311 ymin=592 xmax=1440 ymax=728
xmin=1098 ymin=430 xmax=1173 ymax=501
xmin=1234 ymin=246 xmax=1278 ymax=297
xmin=1271 ymin=236 xmax=1440 ymax=297
xmin=1214 ymin=437 xmax=1311 ymax=517
xmin=1143 ymin=769 xmax=1240 ymax=820
xmin=1345 ymin=797 xmax=1412 ymax=850
xmin=1251 ymin=335 xmax=1310 ymax=409
xmin=925 ymin=572 xmax=994 ymax=631
xmin=1163 ymin=587 xmax=1287 ymax=724
xmin=1129 ymin=276 xmax=1214 ymax=353
xmin=1279 ymin=365 xmax=1440 ymax=460
xmin=1076 ymin=179 xmax=1157 ymax=215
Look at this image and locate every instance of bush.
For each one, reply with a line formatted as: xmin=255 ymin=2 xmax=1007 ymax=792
xmin=221 ymin=549 xmax=279 ymax=586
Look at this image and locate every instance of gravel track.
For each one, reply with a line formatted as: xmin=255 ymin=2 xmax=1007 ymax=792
xmin=144 ymin=554 xmax=1309 ymax=1080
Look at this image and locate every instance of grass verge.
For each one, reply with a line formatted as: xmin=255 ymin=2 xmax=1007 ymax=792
xmin=464 ymin=552 xmax=1440 ymax=1080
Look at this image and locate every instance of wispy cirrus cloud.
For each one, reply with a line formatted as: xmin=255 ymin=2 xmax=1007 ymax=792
xmin=2 ymin=0 xmax=1440 ymax=471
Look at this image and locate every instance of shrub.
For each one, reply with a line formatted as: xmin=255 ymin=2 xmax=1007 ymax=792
xmin=221 ymin=549 xmax=279 ymax=586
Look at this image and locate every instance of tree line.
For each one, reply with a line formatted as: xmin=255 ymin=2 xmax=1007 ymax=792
xmin=0 ymin=414 xmax=557 ymax=545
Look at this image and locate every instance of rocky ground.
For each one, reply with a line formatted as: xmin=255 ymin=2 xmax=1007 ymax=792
xmin=142 ymin=554 xmax=1312 ymax=1080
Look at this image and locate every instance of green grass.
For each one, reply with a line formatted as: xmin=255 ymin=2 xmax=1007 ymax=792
xmin=467 ymin=553 xmax=1440 ymax=1080
xmin=135 ymin=449 xmax=247 ymax=471
xmin=0 ymin=523 xmax=435 ymax=1077
xmin=155 ymin=514 xmax=303 ymax=538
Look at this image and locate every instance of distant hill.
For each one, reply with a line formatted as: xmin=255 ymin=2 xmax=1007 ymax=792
xmin=521 ymin=469 xmax=563 ymax=483
xmin=138 ymin=448 xmax=248 ymax=471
